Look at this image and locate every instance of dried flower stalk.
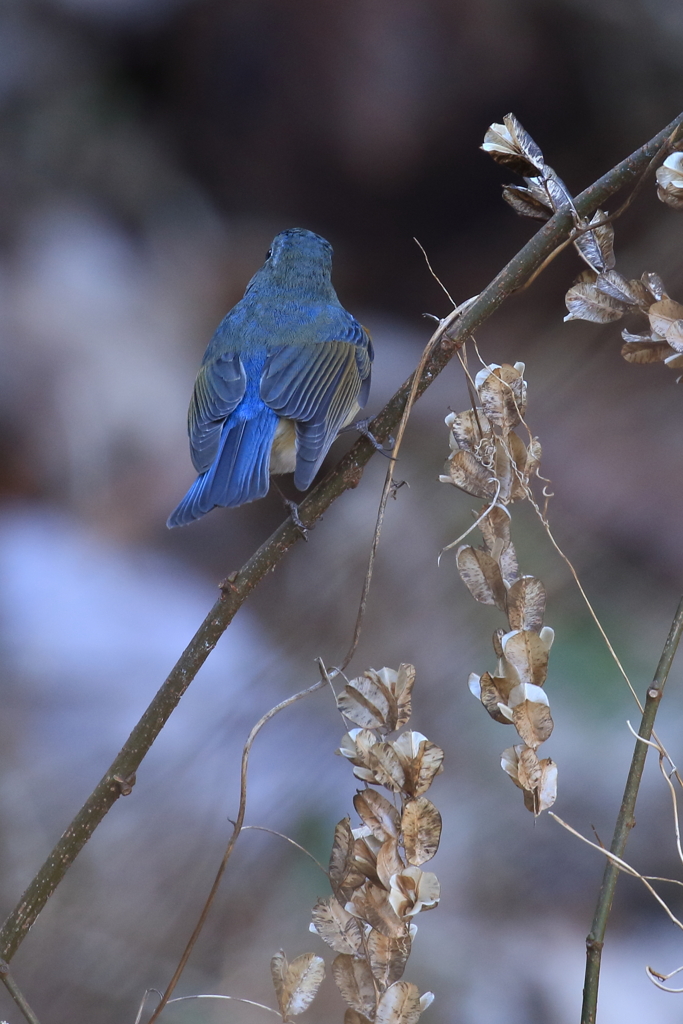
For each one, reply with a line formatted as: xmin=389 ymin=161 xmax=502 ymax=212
xmin=309 ymin=665 xmax=438 ymax=1023
xmin=440 ymin=363 xmax=556 ymax=814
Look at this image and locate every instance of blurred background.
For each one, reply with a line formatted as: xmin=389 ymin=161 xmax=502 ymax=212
xmin=0 ymin=0 xmax=682 ymax=1021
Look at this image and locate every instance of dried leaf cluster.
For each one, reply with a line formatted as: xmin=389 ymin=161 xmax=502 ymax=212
xmin=440 ymin=364 xmax=557 ymax=814
xmin=483 ymin=113 xmax=683 ymax=379
xmin=308 ymin=664 xmax=438 ymax=1024
xmin=438 ymin=362 xmax=540 ymax=505
xmin=482 ymin=113 xmax=612 ymax=274
xmin=566 ymin=268 xmax=683 ymax=378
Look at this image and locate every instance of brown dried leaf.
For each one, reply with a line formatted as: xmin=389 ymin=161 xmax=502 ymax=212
xmin=342 ymin=731 xmax=407 ymax=791
xmin=402 ymin=797 xmax=442 ymax=866
xmin=271 ymin=951 xmax=325 ymax=1018
xmin=648 ymin=298 xmax=683 ymax=342
xmin=641 ymin=272 xmax=668 ymax=302
xmin=439 ymin=449 xmax=498 ymax=501
xmin=665 ymin=319 xmax=683 ymax=352
xmin=574 ymin=210 xmax=615 ymax=272
xmin=503 ymin=431 xmax=540 ymax=501
xmin=330 ymin=817 xmax=365 ymax=895
xmin=366 ymin=929 xmax=411 ymax=990
xmin=535 ymin=758 xmax=558 ymax=813
xmin=596 ymin=269 xmax=645 ymax=305
xmin=518 ymin=745 xmax=543 ymax=791
xmin=478 ymin=506 xmax=519 ymax=585
xmin=657 ymin=185 xmax=683 ymax=210
xmin=503 ymin=747 xmax=558 ymax=814
xmin=502 ymin=629 xmax=549 ymax=686
xmin=656 ymin=153 xmax=683 ymax=210
xmin=271 ymin=950 xmax=288 ymax=1013
xmin=332 ymin=954 xmax=377 ymax=1019
xmin=542 ymin=168 xmax=573 ymax=210
xmin=375 ymin=981 xmax=422 ymax=1024
xmin=509 ymin=684 xmax=554 ymax=749
xmin=564 ymin=279 xmax=629 ymax=323
xmin=621 ymin=333 xmax=672 ymax=364
xmin=377 ymin=837 xmax=406 ymax=890
xmin=353 ymin=835 xmax=382 ymax=887
xmin=492 ymin=628 xmax=505 ymax=658
xmin=501 ymin=744 xmax=525 ymax=789
xmin=481 ymin=114 xmax=545 ymax=176
xmin=394 ymin=664 xmax=415 ymax=729
xmin=506 ymin=576 xmax=546 ymax=631
xmin=456 ymin=545 xmax=506 ymax=609
xmin=388 ymin=866 xmax=440 ymax=918
xmin=311 ymin=897 xmax=364 ymax=955
xmin=392 ymin=732 xmax=444 ymax=797
xmin=476 ymin=671 xmax=516 ymax=724
xmin=476 ymin=363 xmax=527 ymax=431
xmin=360 ymin=739 xmax=407 ymax=792
xmin=445 ymin=408 xmax=492 ymax=452
xmin=338 ymin=671 xmax=396 ymax=732
xmin=347 ymin=882 xmax=409 ymax=938
xmin=354 ymin=789 xmax=401 ymax=842
xmin=502 ymin=183 xmax=553 ymax=220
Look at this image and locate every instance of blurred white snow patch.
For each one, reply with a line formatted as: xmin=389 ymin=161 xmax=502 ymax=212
xmin=0 ymin=506 xmax=269 ymax=760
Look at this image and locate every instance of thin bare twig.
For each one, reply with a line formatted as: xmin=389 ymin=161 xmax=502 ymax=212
xmin=146 ymin=678 xmax=327 ymax=1023
xmin=341 ymin=299 xmax=469 ymax=669
xmin=240 ymin=826 xmax=329 ymax=876
xmin=0 ymin=111 xmax=680 ymax=969
xmin=167 ymin=995 xmax=281 ymax=1017
xmin=551 ymin=814 xmax=683 ymax=931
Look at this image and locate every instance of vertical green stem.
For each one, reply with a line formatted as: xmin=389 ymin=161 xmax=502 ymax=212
xmin=580 ymin=597 xmax=683 ymax=1024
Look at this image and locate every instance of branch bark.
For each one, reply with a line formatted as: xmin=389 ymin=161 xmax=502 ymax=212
xmin=0 ymin=111 xmax=680 ymax=966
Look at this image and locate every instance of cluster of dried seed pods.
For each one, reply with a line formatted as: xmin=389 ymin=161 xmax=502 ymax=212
xmin=308 ymin=665 xmax=440 ymax=1024
xmin=566 ymin=270 xmax=683 ymax=378
xmin=440 ymin=363 xmax=556 ymax=814
xmin=483 ymin=112 xmax=683 ymax=379
xmin=482 ymin=112 xmax=615 ymax=274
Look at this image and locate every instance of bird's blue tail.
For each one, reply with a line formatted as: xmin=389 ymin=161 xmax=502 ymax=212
xmin=167 ymin=408 xmax=279 ymax=527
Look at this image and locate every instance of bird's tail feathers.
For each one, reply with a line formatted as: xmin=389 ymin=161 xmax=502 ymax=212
xmin=167 ymin=409 xmax=279 ymax=527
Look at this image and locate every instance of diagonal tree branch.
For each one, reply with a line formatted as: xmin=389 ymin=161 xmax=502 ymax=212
xmin=0 ymin=111 xmax=680 ymax=967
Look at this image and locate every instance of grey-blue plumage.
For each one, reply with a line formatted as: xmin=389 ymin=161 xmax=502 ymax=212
xmin=167 ymin=228 xmax=373 ymax=527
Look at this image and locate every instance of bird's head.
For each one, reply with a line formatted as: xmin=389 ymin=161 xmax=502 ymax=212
xmin=246 ymin=228 xmax=336 ymax=298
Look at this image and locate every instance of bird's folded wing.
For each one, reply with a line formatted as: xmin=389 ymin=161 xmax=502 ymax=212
xmin=188 ymin=352 xmax=247 ymax=471
xmin=260 ymin=334 xmax=372 ymax=489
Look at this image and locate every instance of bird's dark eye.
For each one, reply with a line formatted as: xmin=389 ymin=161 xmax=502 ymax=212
xmin=265 ymin=248 xmax=272 ymax=260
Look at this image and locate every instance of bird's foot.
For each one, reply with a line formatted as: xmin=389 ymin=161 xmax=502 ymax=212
xmin=283 ymin=499 xmax=309 ymax=541
xmin=344 ymin=418 xmax=395 ymax=458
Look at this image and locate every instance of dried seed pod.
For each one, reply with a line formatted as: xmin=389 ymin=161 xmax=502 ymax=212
xmin=375 ymin=980 xmax=425 ymax=1024
xmin=402 ymin=797 xmax=442 ymax=866
xmin=270 ymin=951 xmax=325 ymax=1018
xmin=573 ymin=210 xmax=615 ymax=272
xmin=332 ymin=954 xmax=377 ymax=1019
xmin=366 ymin=929 xmax=412 ymax=990
xmin=388 ymin=866 xmax=441 ymax=919
xmin=656 ymin=153 xmax=683 ymax=209
xmin=310 ymin=898 xmax=364 ymax=956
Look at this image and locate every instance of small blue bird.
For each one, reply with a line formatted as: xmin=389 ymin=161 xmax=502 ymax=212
xmin=167 ymin=228 xmax=373 ymax=527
